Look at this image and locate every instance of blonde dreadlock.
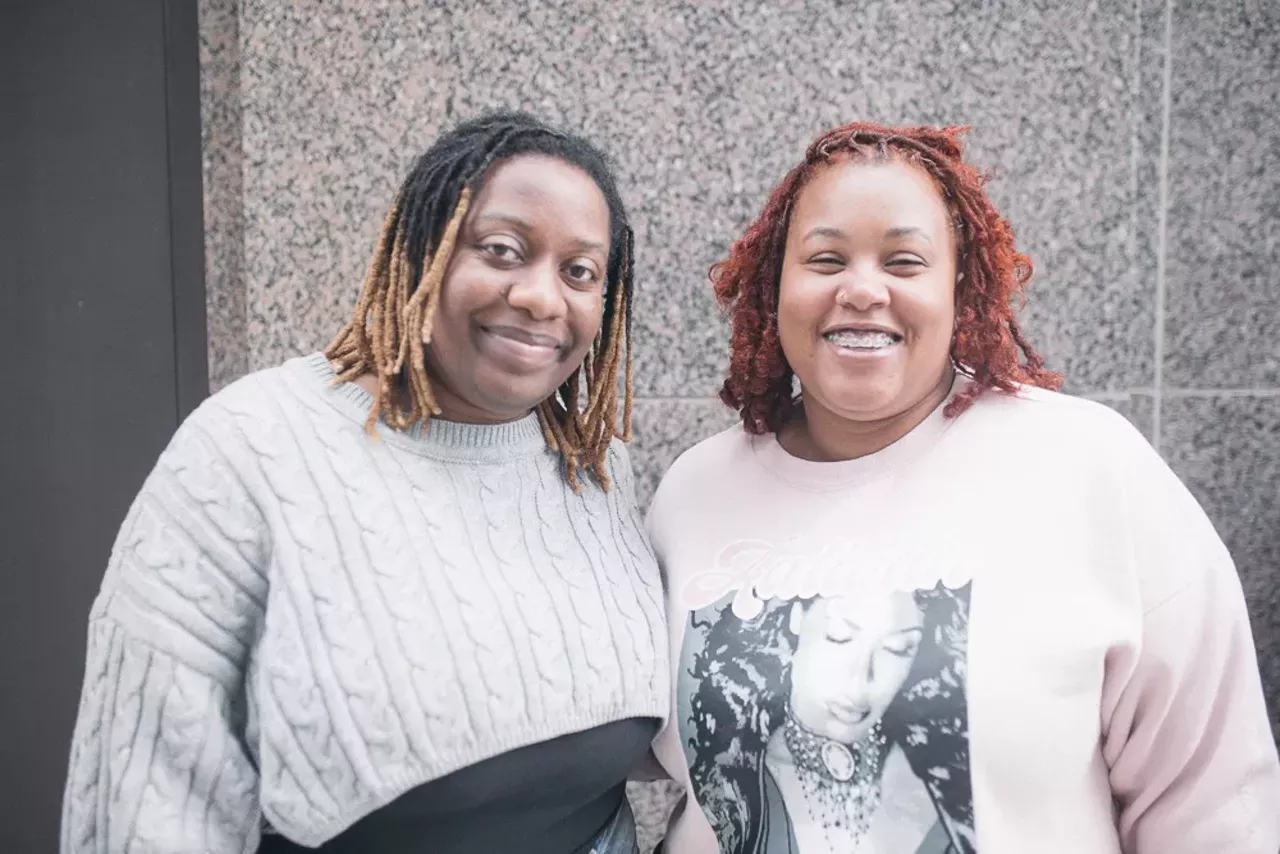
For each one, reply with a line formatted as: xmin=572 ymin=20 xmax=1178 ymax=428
xmin=324 ymin=111 xmax=637 ymax=492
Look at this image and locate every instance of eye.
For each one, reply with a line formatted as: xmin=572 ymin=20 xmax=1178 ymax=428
xmin=481 ymin=240 xmax=523 ymax=263
xmin=824 ymin=621 xmax=857 ymax=644
xmin=806 ymin=253 xmax=846 ymax=272
xmin=885 ymin=254 xmax=927 ymax=270
xmin=564 ymin=260 xmax=601 ymax=286
xmin=881 ymin=635 xmax=920 ymax=658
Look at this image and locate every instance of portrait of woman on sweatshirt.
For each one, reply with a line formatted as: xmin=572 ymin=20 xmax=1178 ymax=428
xmin=684 ymin=576 xmax=972 ymax=852
xmin=60 ymin=111 xmax=670 ymax=854
xmin=645 ymin=121 xmax=1280 ymax=854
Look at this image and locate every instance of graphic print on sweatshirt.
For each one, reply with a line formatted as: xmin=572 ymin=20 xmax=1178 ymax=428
xmin=676 ymin=536 xmax=975 ymax=854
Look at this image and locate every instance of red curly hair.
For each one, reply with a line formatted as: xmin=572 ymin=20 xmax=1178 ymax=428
xmin=713 ymin=122 xmax=1062 ymax=434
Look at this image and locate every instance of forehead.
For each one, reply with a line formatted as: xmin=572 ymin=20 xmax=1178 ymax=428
xmin=790 ymin=156 xmax=953 ymax=236
xmin=812 ymin=591 xmax=924 ymax=629
xmin=470 ymin=154 xmax=611 ymax=244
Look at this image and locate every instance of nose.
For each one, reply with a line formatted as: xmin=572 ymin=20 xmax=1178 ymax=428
xmin=506 ymin=260 xmax=565 ymax=320
xmin=837 ymin=271 xmax=890 ymax=313
xmin=840 ymin=641 xmax=877 ymax=709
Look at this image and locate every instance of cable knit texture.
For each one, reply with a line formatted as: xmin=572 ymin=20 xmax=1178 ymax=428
xmin=61 ymin=354 xmax=670 ymax=853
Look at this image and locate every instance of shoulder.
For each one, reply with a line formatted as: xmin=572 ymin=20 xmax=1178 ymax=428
xmin=946 ymin=384 xmax=1160 ymax=484
xmin=645 ymin=424 xmax=752 ymax=531
xmin=606 ymin=434 xmax=636 ymax=471
xmin=961 ymin=385 xmax=1229 ymax=593
xmin=951 ymin=383 xmax=1179 ymax=506
xmin=170 ymin=356 xmax=324 ymax=459
xmin=656 ymin=424 xmax=752 ymax=494
xmin=192 ymin=356 xmax=316 ymax=426
xmin=141 ymin=360 xmax=331 ymax=530
xmin=962 ymin=384 xmax=1148 ymax=452
xmin=100 ymin=378 xmax=282 ymax=654
xmin=602 ymin=435 xmax=643 ymax=506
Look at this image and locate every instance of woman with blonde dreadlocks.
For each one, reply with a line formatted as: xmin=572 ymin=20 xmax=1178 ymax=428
xmin=60 ymin=112 xmax=671 ymax=854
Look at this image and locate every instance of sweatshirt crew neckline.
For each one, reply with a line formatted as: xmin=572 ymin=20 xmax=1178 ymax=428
xmin=749 ymin=374 xmax=962 ymax=491
xmin=289 ymin=352 xmax=548 ymax=462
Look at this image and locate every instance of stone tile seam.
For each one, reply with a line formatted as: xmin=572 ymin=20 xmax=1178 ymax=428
xmin=1152 ymin=0 xmax=1175 ymax=450
xmin=631 ymin=390 xmax=1280 ymax=404
xmin=1083 ymin=389 xmax=1280 ymax=399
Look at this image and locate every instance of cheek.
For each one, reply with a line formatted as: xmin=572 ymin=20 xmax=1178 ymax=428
xmin=789 ymin=642 xmax=822 ymax=684
xmin=899 ymin=276 xmax=956 ymax=336
xmin=871 ymin=652 xmax=915 ymax=702
xmin=424 ymin=285 xmax=473 ymax=372
xmin=911 ymin=277 xmax=952 ymax=327
xmin=797 ymin=640 xmax=845 ymax=683
xmin=567 ymin=290 xmax=606 ymax=350
xmin=789 ymin=660 xmax=827 ymax=710
xmin=436 ymin=258 xmax=497 ymax=326
xmin=776 ymin=274 xmax=822 ymax=357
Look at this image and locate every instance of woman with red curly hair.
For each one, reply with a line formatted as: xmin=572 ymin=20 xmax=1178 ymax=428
xmin=645 ymin=122 xmax=1278 ymax=854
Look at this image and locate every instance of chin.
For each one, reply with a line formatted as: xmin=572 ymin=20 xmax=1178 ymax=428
xmin=479 ymin=391 xmax=548 ymax=419
xmin=838 ymin=400 xmax=899 ymax=420
xmin=822 ymin=391 xmax=905 ymax=422
xmin=473 ymin=372 xmax=559 ymax=411
xmin=816 ymin=722 xmax=858 ymax=745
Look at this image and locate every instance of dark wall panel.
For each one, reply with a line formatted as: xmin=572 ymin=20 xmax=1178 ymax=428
xmin=0 ymin=1 xmax=206 ymax=849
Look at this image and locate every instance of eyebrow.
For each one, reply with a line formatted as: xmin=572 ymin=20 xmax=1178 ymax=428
xmin=886 ymin=226 xmax=932 ymax=244
xmin=836 ymin=619 xmax=924 ymax=636
xmin=801 ymin=225 xmax=847 ymax=242
xmin=473 ymin=212 xmax=534 ymax=231
xmin=473 ymin=212 xmax=608 ymax=253
xmin=800 ymin=224 xmax=933 ymax=245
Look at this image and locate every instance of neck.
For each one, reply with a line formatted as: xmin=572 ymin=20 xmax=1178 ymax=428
xmin=782 ymin=366 xmax=955 ymax=462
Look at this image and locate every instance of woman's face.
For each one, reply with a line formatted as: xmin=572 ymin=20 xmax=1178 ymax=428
xmin=777 ymin=157 xmax=958 ymax=426
xmin=787 ymin=592 xmax=924 ymax=744
xmin=425 ymin=153 xmax=612 ymax=423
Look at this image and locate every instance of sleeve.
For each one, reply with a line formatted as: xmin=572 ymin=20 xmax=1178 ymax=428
xmin=606 ymin=438 xmax=677 ymax=789
xmin=602 ymin=438 xmax=671 ymax=788
xmin=642 ymin=457 xmax=684 ymax=783
xmin=60 ymin=402 xmax=270 ymax=854
xmin=640 ymin=458 xmax=721 ymax=853
xmin=1100 ymin=433 xmax=1280 ymax=854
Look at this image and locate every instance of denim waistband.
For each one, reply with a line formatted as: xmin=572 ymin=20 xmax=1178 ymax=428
xmin=588 ymin=797 xmax=639 ymax=854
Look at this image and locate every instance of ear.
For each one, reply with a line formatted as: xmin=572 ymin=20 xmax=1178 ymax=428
xmin=952 ymin=266 xmax=966 ymax=315
xmin=788 ymin=601 xmax=805 ymax=635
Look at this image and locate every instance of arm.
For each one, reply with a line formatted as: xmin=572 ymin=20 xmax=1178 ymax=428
xmin=641 ymin=461 xmax=721 ymax=854
xmin=601 ymin=438 xmax=677 ymax=791
xmin=61 ymin=405 xmax=269 ymax=853
xmin=1101 ymin=437 xmax=1279 ymax=853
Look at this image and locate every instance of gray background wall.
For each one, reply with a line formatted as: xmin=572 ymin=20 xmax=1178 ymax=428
xmin=199 ymin=0 xmax=1278 ymax=765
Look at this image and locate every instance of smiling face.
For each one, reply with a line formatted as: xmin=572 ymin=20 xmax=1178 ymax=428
xmin=787 ymin=592 xmax=924 ymax=745
xmin=777 ymin=157 xmax=958 ymax=430
xmin=424 ymin=154 xmax=612 ymax=423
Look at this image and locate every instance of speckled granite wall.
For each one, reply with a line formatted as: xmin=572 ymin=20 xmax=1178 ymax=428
xmin=200 ymin=0 xmax=1279 ymax=843
xmin=200 ymin=0 xmax=245 ymax=391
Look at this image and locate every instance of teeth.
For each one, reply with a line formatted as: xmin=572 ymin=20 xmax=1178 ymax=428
xmin=825 ymin=330 xmax=897 ymax=349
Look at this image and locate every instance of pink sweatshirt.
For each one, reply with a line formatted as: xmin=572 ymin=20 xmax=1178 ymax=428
xmin=646 ymin=383 xmax=1279 ymax=853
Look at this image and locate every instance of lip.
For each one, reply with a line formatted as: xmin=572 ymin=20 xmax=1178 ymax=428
xmin=478 ymin=324 xmax=566 ymax=371
xmin=826 ymin=701 xmax=872 ymax=726
xmin=483 ymin=325 xmax=564 ymax=350
xmin=821 ymin=322 xmax=903 ymax=341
